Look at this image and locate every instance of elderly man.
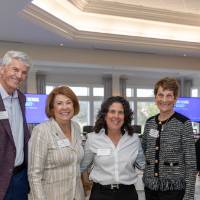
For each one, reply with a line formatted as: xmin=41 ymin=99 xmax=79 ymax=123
xmin=0 ymin=50 xmax=31 ymax=200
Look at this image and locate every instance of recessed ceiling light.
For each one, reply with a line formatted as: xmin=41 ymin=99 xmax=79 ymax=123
xmin=59 ymin=43 xmax=64 ymax=46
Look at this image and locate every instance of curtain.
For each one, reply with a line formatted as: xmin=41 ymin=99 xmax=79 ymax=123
xmin=120 ymin=77 xmax=127 ymax=98
xmin=178 ymin=78 xmax=193 ymax=97
xmin=103 ymin=76 xmax=112 ymax=100
xmin=36 ymin=73 xmax=46 ymax=94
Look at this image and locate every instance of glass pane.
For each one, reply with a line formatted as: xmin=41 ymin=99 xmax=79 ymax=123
xmin=129 ymin=101 xmax=135 ymax=124
xmin=93 ymin=101 xmax=102 ymax=122
xmin=46 ymin=85 xmax=54 ymax=94
xmin=70 ymin=87 xmax=89 ymax=96
xmin=137 ymin=101 xmax=159 ymax=133
xmin=191 ymin=88 xmax=198 ymax=97
xmin=137 ymin=89 xmax=154 ymax=97
xmin=126 ymin=88 xmax=134 ymax=97
xmin=73 ymin=101 xmax=90 ymax=129
xmin=93 ymin=87 xmax=104 ymax=96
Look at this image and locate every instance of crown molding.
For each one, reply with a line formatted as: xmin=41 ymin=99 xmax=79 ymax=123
xmin=70 ymin=0 xmax=200 ymax=26
xmin=21 ymin=3 xmax=200 ymax=56
xmin=68 ymin=0 xmax=89 ymax=10
xmin=21 ymin=4 xmax=76 ymax=39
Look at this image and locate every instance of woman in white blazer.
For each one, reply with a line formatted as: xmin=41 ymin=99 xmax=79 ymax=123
xmin=28 ymin=85 xmax=85 ymax=200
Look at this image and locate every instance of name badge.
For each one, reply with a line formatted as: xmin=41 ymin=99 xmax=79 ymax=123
xmin=0 ymin=111 xmax=9 ymax=120
xmin=57 ymin=139 xmax=70 ymax=148
xmin=149 ymin=129 xmax=159 ymax=138
xmin=97 ymin=148 xmax=111 ymax=156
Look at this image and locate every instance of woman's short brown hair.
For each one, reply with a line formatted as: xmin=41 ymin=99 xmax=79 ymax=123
xmin=45 ymin=85 xmax=80 ymax=118
xmin=154 ymin=77 xmax=179 ymax=99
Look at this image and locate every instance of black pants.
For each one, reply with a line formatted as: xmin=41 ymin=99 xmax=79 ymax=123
xmin=89 ymin=183 xmax=138 ymax=200
xmin=145 ymin=187 xmax=185 ymax=200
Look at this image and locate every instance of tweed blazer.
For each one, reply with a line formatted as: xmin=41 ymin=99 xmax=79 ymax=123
xmin=196 ymin=138 xmax=200 ymax=171
xmin=0 ymin=90 xmax=30 ymax=200
xmin=28 ymin=118 xmax=85 ymax=200
xmin=142 ymin=112 xmax=196 ymax=200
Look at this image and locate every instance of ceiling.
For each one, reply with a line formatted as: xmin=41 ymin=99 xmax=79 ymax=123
xmin=1 ymin=0 xmax=200 ymax=79
xmin=0 ymin=0 xmax=199 ymax=55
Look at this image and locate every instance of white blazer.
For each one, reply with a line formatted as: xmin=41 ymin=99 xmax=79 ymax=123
xmin=28 ymin=118 xmax=85 ymax=200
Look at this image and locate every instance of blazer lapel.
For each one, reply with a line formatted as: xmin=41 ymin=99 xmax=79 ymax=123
xmin=0 ymin=94 xmax=14 ymax=144
xmin=17 ymin=90 xmax=30 ymax=144
xmin=50 ymin=118 xmax=76 ymax=150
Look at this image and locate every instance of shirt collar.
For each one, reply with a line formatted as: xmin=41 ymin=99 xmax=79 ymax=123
xmin=99 ymin=128 xmax=128 ymax=136
xmin=0 ymin=84 xmax=18 ymax=99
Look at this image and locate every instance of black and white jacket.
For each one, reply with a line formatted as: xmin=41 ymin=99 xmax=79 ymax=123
xmin=142 ymin=112 xmax=196 ymax=200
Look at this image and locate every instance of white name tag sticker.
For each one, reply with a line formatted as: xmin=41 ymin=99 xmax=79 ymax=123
xmin=0 ymin=111 xmax=9 ymax=120
xmin=57 ymin=139 xmax=70 ymax=148
xmin=149 ymin=129 xmax=159 ymax=138
xmin=97 ymin=148 xmax=111 ymax=156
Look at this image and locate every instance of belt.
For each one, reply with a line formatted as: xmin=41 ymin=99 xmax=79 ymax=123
xmin=13 ymin=162 xmax=26 ymax=175
xmin=164 ymin=162 xmax=179 ymax=167
xmin=93 ymin=182 xmax=134 ymax=191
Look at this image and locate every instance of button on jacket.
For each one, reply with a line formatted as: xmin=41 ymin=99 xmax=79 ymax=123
xmin=28 ymin=118 xmax=85 ymax=200
xmin=81 ymin=129 xmax=145 ymax=185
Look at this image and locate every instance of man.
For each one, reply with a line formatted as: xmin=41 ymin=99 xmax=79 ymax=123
xmin=0 ymin=50 xmax=31 ymax=200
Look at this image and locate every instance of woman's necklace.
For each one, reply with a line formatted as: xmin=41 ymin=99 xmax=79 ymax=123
xmin=159 ymin=112 xmax=174 ymax=132
xmin=160 ymin=118 xmax=170 ymax=132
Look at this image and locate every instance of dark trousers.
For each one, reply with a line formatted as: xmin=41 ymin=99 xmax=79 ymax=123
xmin=145 ymin=187 xmax=185 ymax=200
xmin=4 ymin=168 xmax=29 ymax=200
xmin=89 ymin=183 xmax=138 ymax=200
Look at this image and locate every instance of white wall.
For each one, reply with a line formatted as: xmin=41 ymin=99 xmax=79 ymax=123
xmin=1 ymin=41 xmax=200 ymax=92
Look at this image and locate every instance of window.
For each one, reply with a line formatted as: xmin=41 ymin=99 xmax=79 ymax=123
xmin=137 ymin=89 xmax=154 ymax=97
xmin=137 ymin=101 xmax=158 ymax=131
xmin=126 ymin=88 xmax=134 ymax=97
xmin=93 ymin=87 xmax=104 ymax=96
xmin=46 ymin=85 xmax=54 ymax=94
xmin=73 ymin=101 xmax=90 ymax=127
xmin=191 ymin=88 xmax=198 ymax=97
xmin=93 ymin=101 xmax=102 ymax=122
xmin=126 ymin=87 xmax=157 ymax=133
xmin=70 ymin=86 xmax=89 ymax=96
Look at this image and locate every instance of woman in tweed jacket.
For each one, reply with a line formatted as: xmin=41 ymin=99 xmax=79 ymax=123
xmin=142 ymin=77 xmax=196 ymax=200
xmin=28 ymin=86 xmax=85 ymax=200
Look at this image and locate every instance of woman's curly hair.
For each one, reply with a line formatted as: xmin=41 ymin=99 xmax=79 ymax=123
xmin=94 ymin=96 xmax=134 ymax=135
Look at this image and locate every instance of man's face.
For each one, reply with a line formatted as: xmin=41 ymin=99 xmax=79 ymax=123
xmin=0 ymin=58 xmax=28 ymax=94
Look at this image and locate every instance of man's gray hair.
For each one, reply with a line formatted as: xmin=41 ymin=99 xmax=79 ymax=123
xmin=2 ymin=50 xmax=32 ymax=68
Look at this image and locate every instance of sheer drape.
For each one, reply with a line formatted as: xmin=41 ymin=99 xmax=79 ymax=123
xmin=103 ymin=76 xmax=112 ymax=99
xmin=178 ymin=78 xmax=193 ymax=97
xmin=36 ymin=73 xmax=46 ymax=94
xmin=120 ymin=77 xmax=127 ymax=98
